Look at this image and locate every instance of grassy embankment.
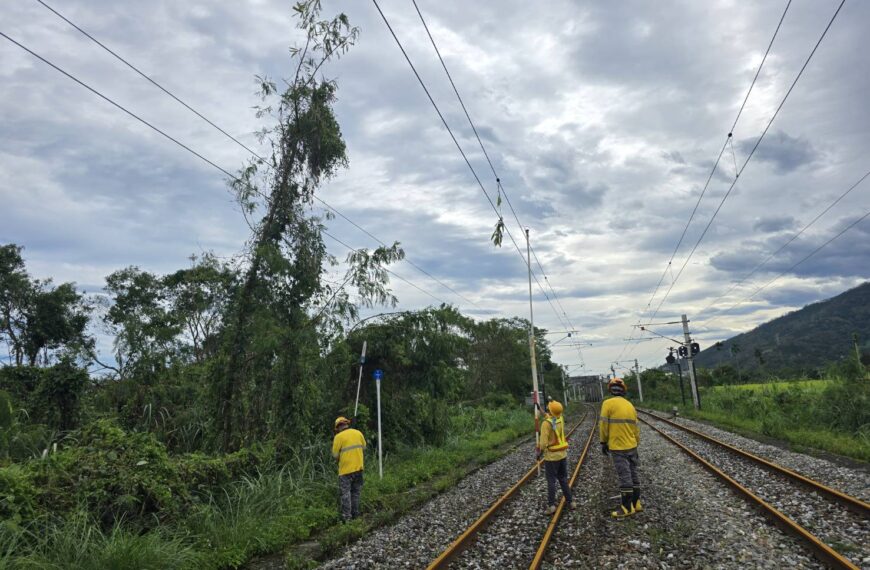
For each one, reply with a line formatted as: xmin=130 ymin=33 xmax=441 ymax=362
xmin=643 ymin=379 xmax=870 ymax=463
xmin=0 ymin=405 xmax=535 ymax=570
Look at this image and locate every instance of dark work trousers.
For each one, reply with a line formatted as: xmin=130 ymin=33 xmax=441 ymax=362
xmin=611 ymin=448 xmax=640 ymax=489
xmin=545 ymin=458 xmax=572 ymax=506
xmin=339 ymin=470 xmax=364 ymax=520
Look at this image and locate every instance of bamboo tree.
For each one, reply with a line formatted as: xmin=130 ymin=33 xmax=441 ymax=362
xmin=217 ymin=2 xmax=402 ymax=449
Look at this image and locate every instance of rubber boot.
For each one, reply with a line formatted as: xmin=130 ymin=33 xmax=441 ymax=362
xmin=611 ymin=489 xmax=635 ymax=519
xmin=632 ymin=487 xmax=643 ymax=513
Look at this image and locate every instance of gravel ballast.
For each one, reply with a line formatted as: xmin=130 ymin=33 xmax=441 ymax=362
xmin=447 ymin=411 xmax=597 ymax=569
xmin=640 ymin=413 xmax=870 ymax=569
xmin=657 ymin=410 xmax=870 ymax=502
xmin=545 ymin=423 xmax=827 ymax=569
xmin=318 ymin=407 xmax=595 ymax=569
xmin=319 ymin=405 xmax=867 ymax=569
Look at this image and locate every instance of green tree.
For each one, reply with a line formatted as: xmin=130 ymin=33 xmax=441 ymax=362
xmin=215 ymin=2 xmax=405 ymax=449
xmin=466 ymin=317 xmax=531 ymax=400
xmin=0 ymin=244 xmax=91 ymax=367
xmin=102 ymin=267 xmax=181 ymax=380
xmin=730 ymin=342 xmax=742 ymax=382
xmin=163 ymin=254 xmax=237 ymax=364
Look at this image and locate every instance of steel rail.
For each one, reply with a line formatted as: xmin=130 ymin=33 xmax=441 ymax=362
xmin=638 ymin=410 xmax=870 ymax=516
xmin=425 ymin=406 xmax=591 ymax=570
xmin=639 ymin=416 xmax=860 ymax=570
xmin=528 ymin=413 xmax=597 ymax=570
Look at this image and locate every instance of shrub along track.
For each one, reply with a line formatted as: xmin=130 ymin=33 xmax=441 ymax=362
xmin=639 ymin=410 xmax=870 ymax=570
xmin=426 ymin=405 xmax=597 ymax=569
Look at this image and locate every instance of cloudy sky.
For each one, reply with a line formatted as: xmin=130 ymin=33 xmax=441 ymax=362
xmin=2 ymin=0 xmax=868 ymax=374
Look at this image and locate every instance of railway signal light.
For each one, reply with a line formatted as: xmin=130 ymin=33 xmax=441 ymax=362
xmin=691 ymin=342 xmax=700 ymax=355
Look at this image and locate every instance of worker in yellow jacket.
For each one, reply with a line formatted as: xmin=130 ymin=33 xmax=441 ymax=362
xmin=538 ymin=400 xmax=573 ymax=514
xmin=599 ymin=378 xmax=642 ymax=518
xmin=332 ymin=416 xmax=366 ymax=521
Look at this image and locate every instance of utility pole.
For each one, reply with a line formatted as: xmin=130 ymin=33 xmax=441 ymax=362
xmin=598 ymin=376 xmax=604 ymax=401
xmin=682 ymin=314 xmax=700 ymax=409
xmin=675 ymin=360 xmax=687 ymax=406
xmin=634 ymin=359 xmax=643 ymax=403
xmin=526 ymin=229 xmax=541 ymax=466
xmin=562 ymin=369 xmax=568 ymax=404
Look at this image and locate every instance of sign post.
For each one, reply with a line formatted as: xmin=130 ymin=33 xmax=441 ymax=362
xmin=353 ymin=341 xmax=367 ymax=417
xmin=525 ymin=229 xmax=541 ymax=474
xmin=373 ymin=369 xmax=384 ymax=479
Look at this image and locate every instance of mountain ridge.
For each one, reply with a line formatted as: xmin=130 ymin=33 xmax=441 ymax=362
xmin=694 ymin=281 xmax=870 ymax=374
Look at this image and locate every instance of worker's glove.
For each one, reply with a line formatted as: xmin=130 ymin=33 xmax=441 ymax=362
xmin=600 ymin=443 xmax=609 ymax=456
xmin=535 ymin=449 xmax=543 ymax=461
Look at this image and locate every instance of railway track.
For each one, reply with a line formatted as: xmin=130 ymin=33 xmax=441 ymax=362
xmin=638 ymin=410 xmax=870 ymax=570
xmin=426 ymin=405 xmax=597 ymax=569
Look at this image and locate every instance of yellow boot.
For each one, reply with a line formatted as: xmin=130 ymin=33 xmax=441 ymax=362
xmin=611 ymin=490 xmax=635 ymax=519
xmin=632 ymin=487 xmax=643 ymax=513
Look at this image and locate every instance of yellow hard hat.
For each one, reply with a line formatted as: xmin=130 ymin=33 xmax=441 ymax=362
xmin=334 ymin=416 xmax=350 ymax=428
xmin=547 ymin=400 xmax=563 ymax=416
xmin=608 ymin=377 xmax=626 ymax=395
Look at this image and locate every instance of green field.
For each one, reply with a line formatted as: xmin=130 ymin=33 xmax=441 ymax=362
xmin=713 ymin=379 xmax=831 ymax=392
xmin=642 ymin=377 xmax=870 ymax=462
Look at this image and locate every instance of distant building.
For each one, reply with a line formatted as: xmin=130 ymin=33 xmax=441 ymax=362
xmin=567 ymin=374 xmax=606 ymax=402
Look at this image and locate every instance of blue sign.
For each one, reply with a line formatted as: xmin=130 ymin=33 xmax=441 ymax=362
xmin=373 ymin=369 xmax=384 ymax=381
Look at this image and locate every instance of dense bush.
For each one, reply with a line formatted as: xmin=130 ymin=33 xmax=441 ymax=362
xmin=29 ymin=420 xmax=186 ymax=528
xmin=0 ymin=363 xmax=87 ymax=432
xmin=0 ymin=464 xmax=38 ymax=527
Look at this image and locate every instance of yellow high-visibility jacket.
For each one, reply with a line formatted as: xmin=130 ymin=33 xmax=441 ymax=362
xmin=332 ymin=428 xmax=366 ymax=476
xmin=538 ymin=414 xmax=568 ymax=462
xmin=599 ymin=396 xmax=639 ymax=451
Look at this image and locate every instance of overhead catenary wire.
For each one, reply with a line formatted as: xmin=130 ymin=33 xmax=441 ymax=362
xmin=321 ymin=230 xmax=452 ymax=307
xmin=635 ymin=200 xmax=870 ymax=367
xmin=615 ymin=0 xmax=794 ymax=363
xmin=27 ymin=0 xmax=481 ymax=310
xmin=638 ymin=0 xmax=846 ymax=341
xmin=701 ymin=208 xmax=870 ymax=331
xmin=0 ymin=29 xmax=467 ymax=316
xmin=410 ymin=0 xmax=585 ymax=367
xmin=697 ymin=167 xmax=870 ymax=319
xmin=373 ymin=0 xmax=577 ymax=347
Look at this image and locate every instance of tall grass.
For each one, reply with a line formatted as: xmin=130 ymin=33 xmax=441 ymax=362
xmin=1 ymin=513 xmax=201 ymax=570
xmin=647 ymin=378 xmax=870 ymax=461
xmin=1 ymin=405 xmax=531 ymax=569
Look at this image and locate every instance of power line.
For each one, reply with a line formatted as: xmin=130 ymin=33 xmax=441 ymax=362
xmin=697 ymin=167 xmax=870 ymax=319
xmin=410 ymin=0 xmax=584 ymax=363
xmin=641 ymin=0 xmax=845 ymax=335
xmin=321 ymin=230 xmax=451 ymax=306
xmin=33 ymin=0 xmax=262 ymax=160
xmin=616 ymin=0 xmax=794 ymax=362
xmin=28 ymin=2 xmax=481 ymax=310
xmin=372 ymin=0 xmax=574 ymax=340
xmin=701 ymin=207 xmax=870 ymax=330
xmin=0 ymin=30 xmax=239 ymax=180
xmin=0 ymin=30 xmax=464 ymax=315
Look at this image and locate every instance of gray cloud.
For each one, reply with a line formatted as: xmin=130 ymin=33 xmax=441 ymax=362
xmin=738 ymin=130 xmax=819 ymax=174
xmin=2 ymin=0 xmax=868 ymax=374
xmin=753 ymin=216 xmax=797 ymax=233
